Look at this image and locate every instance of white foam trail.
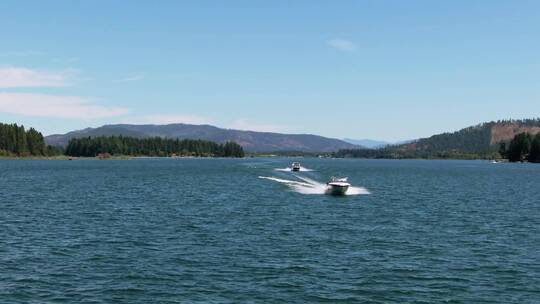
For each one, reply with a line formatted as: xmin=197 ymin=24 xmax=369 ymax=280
xmin=258 ymin=176 xmax=313 ymax=187
xmin=345 ymin=186 xmax=371 ymax=195
xmin=294 ymin=175 xmax=322 ymax=185
xmin=259 ymin=175 xmax=370 ymax=196
xmin=275 ymin=166 xmax=314 ymax=172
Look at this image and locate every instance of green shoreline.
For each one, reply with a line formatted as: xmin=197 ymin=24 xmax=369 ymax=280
xmin=0 ymin=155 xmax=246 ymax=160
xmin=0 ymin=155 xmax=133 ymax=160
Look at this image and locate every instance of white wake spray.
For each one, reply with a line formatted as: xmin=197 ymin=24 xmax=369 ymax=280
xmin=259 ymin=175 xmax=370 ymax=196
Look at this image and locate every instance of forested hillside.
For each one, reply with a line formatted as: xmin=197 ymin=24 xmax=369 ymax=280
xmin=335 ymin=119 xmax=540 ymax=159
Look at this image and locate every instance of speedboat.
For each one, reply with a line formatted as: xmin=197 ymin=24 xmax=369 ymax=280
xmin=326 ymin=177 xmax=350 ymax=195
xmin=291 ymin=162 xmax=301 ymax=172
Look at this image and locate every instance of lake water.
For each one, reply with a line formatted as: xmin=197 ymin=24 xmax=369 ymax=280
xmin=1 ymin=158 xmax=539 ymax=303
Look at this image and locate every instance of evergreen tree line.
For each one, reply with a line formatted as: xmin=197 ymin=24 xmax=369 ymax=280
xmin=65 ymin=136 xmax=245 ymax=158
xmin=0 ymin=123 xmax=61 ymax=157
xmin=499 ymin=132 xmax=540 ymax=163
xmin=493 ymin=118 xmax=540 ymax=126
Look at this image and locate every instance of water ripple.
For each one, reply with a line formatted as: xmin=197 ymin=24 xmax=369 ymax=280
xmin=0 ymin=159 xmax=539 ymax=303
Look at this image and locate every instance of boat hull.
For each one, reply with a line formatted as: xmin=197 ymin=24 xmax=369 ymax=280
xmin=326 ymin=184 xmax=349 ymax=195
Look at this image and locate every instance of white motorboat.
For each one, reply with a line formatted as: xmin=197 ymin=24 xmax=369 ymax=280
xmin=326 ymin=177 xmax=350 ymax=195
xmin=291 ymin=162 xmax=301 ymax=172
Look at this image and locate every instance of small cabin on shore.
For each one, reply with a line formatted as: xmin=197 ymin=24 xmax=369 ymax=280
xmin=97 ymin=152 xmax=112 ymax=159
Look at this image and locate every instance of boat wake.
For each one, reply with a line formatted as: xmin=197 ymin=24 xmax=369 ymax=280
xmin=275 ymin=166 xmax=314 ymax=172
xmin=259 ymin=175 xmax=370 ymax=196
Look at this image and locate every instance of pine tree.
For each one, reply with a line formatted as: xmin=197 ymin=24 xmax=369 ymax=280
xmin=508 ymin=133 xmax=532 ymax=162
xmin=498 ymin=142 xmax=507 ymax=159
xmin=527 ymin=133 xmax=540 ymax=163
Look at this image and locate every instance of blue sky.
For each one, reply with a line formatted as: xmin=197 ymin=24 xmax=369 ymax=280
xmin=0 ymin=0 xmax=539 ymax=141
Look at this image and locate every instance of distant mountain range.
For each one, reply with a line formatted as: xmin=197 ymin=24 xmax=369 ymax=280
xmin=44 ymin=119 xmax=540 ymax=156
xmin=343 ymin=138 xmax=390 ymax=149
xmin=45 ymin=124 xmax=361 ymax=152
xmin=342 ymin=138 xmax=414 ymax=149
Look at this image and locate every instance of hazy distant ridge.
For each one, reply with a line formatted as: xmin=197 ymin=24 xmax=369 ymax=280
xmin=343 ymin=138 xmax=390 ymax=149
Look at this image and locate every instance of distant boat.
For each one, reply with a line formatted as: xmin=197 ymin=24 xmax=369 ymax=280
xmin=491 ymin=160 xmax=500 ymax=164
xmin=291 ymin=162 xmax=301 ymax=172
xmin=326 ymin=177 xmax=350 ymax=195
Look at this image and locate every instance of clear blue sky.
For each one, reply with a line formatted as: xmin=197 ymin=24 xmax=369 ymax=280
xmin=0 ymin=0 xmax=539 ymax=141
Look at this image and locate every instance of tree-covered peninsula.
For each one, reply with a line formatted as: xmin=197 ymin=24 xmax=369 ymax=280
xmin=65 ymin=136 xmax=245 ymax=158
xmin=0 ymin=123 xmax=61 ymax=157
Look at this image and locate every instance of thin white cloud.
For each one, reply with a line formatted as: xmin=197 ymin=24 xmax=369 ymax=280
xmin=124 ymin=114 xmax=213 ymax=125
xmin=116 ymin=73 xmax=144 ymax=82
xmin=326 ymin=38 xmax=357 ymax=52
xmin=0 ymin=93 xmax=129 ymax=120
xmin=0 ymin=67 xmax=74 ymax=88
xmin=229 ymin=119 xmax=289 ymax=133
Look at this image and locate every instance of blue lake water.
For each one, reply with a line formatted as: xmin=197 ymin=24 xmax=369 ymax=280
xmin=1 ymin=158 xmax=539 ymax=303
